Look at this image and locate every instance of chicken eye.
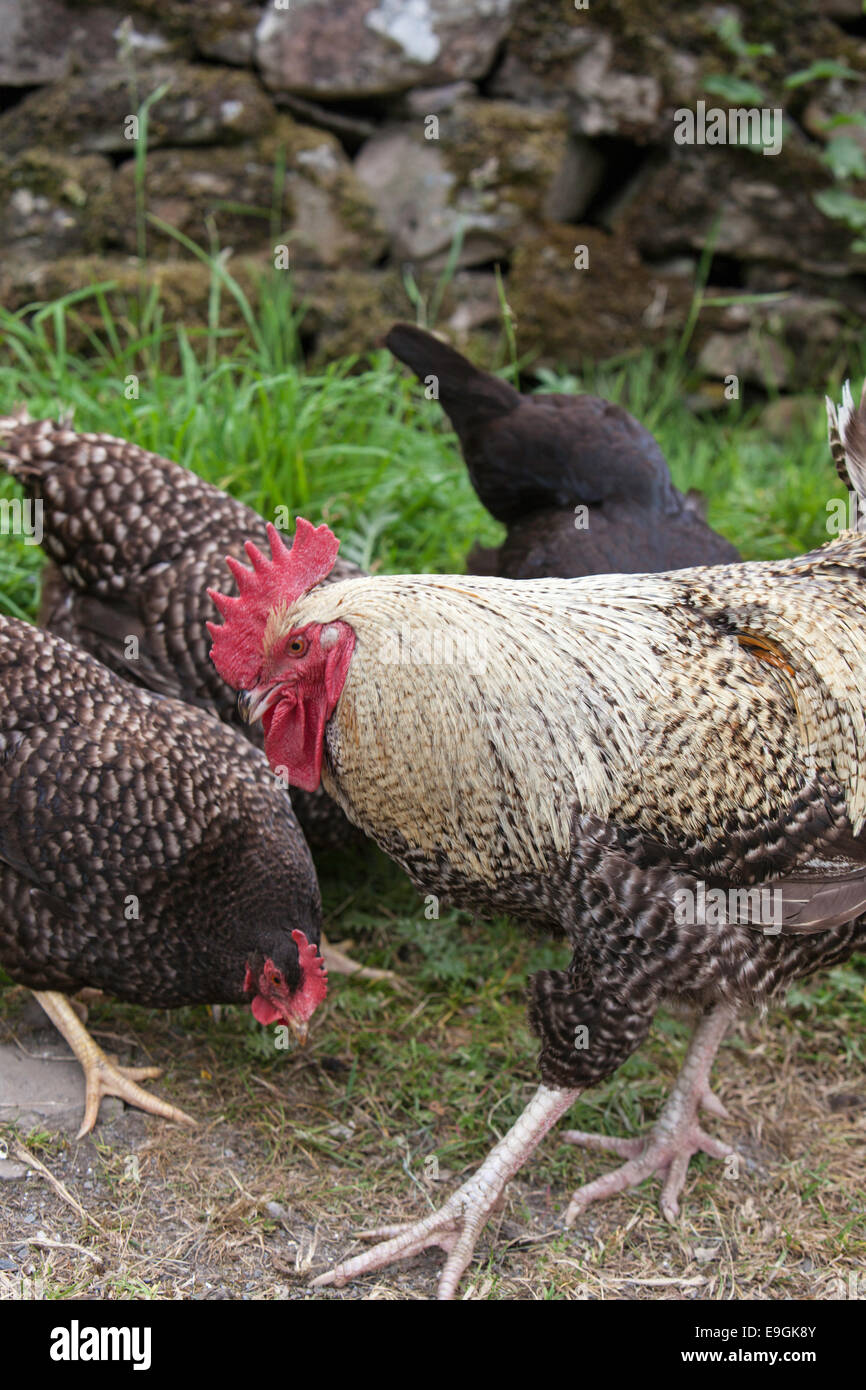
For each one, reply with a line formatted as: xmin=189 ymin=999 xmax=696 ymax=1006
xmin=288 ymin=636 xmax=307 ymax=656
xmin=271 ymin=970 xmax=283 ymax=987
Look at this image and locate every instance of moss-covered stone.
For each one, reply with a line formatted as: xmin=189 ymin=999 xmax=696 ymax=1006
xmin=0 ymin=255 xmax=230 ymax=364
xmin=442 ymin=100 xmax=568 ymax=199
xmin=507 ymin=224 xmax=692 ymax=367
xmin=299 ymin=264 xmax=505 ymax=366
xmin=617 ymin=140 xmax=865 ymax=276
xmin=355 ymin=97 xmax=585 ymax=267
xmin=88 ymin=116 xmax=386 ymax=267
xmin=0 ymin=61 xmax=276 ymax=156
xmin=491 ymin=0 xmax=864 ymax=139
xmin=0 ymin=246 xmax=504 ymax=373
xmin=0 ymin=149 xmax=114 ymax=258
xmin=697 ymin=291 xmax=863 ymax=391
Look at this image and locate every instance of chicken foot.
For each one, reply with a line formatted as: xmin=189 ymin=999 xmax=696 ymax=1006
xmin=562 ymin=1003 xmax=737 ymax=1224
xmin=319 ymin=936 xmax=400 ymax=984
xmin=33 ymin=990 xmax=196 ymax=1140
xmin=312 ymin=1083 xmax=580 ymax=1300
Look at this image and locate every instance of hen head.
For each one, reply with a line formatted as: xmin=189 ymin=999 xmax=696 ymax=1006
xmin=207 ymin=518 xmax=355 ymax=792
xmin=244 ymin=929 xmax=328 ymax=1045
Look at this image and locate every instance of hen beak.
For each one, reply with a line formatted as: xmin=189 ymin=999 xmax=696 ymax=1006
xmin=238 ymin=684 xmax=282 ymax=726
xmin=288 ymin=1017 xmax=309 ymax=1047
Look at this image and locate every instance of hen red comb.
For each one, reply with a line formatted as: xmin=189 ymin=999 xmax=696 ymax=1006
xmin=207 ymin=518 xmax=340 ymax=689
xmin=293 ymin=928 xmax=328 ymax=1005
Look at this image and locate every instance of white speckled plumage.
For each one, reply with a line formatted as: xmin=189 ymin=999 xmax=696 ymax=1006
xmin=240 ymin=382 xmax=866 ymax=1297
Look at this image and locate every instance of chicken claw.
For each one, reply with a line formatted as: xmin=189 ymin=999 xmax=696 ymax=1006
xmin=34 ymin=990 xmax=196 ymax=1139
xmin=319 ymin=938 xmax=401 ymax=985
xmin=563 ymin=1004 xmax=736 ymax=1224
xmin=312 ymin=1084 xmax=580 ymax=1299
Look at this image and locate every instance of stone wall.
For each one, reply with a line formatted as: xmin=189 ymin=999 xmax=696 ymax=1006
xmin=1 ymin=0 xmax=865 ymax=385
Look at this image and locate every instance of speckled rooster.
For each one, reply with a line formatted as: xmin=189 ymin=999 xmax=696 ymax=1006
xmin=209 ymin=384 xmax=866 ymax=1300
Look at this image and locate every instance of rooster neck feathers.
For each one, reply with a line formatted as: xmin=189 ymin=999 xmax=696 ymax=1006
xmin=288 ymin=574 xmax=676 ymax=877
xmin=275 ymin=537 xmax=866 ymax=885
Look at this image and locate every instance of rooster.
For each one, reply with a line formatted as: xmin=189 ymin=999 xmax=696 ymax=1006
xmin=0 ymin=616 xmax=327 ymax=1137
xmin=385 ymin=323 xmax=740 ymax=579
xmin=209 ymin=383 xmax=866 ymax=1299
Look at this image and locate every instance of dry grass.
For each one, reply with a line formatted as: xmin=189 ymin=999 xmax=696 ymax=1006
xmin=2 ymin=848 xmax=864 ymax=1302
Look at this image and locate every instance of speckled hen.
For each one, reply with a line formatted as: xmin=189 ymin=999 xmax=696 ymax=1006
xmin=209 ymin=383 xmax=866 ymax=1299
xmin=0 ymin=412 xmax=361 ymax=852
xmin=385 ymin=323 xmax=740 ymax=579
xmin=0 ymin=617 xmax=327 ymax=1137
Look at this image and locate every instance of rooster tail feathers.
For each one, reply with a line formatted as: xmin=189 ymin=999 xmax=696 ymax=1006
xmin=826 ymin=378 xmax=866 ymax=504
xmin=385 ymin=323 xmax=520 ymax=420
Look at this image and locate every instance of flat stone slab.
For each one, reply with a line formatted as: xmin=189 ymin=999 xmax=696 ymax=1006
xmin=0 ymin=1158 xmax=28 ymax=1180
xmin=0 ymin=1041 xmax=88 ymax=1134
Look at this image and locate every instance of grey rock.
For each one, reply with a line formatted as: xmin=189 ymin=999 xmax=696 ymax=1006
xmin=402 ymin=80 xmax=477 ymax=115
xmin=192 ymin=0 xmax=262 ymax=65
xmin=486 ymin=10 xmax=590 ymax=106
xmin=569 ymin=29 xmax=662 ymax=140
xmin=543 ymin=136 xmax=606 ymax=223
xmin=355 ymin=131 xmax=460 ymax=262
xmin=354 ymin=99 xmax=575 ymax=267
xmin=0 ymin=1 xmax=147 ymax=87
xmin=0 ymin=1041 xmax=87 ymax=1134
xmin=697 ymin=295 xmax=844 ymax=393
xmin=256 ymin=0 xmax=517 ymax=99
xmin=697 ymin=329 xmax=786 ymax=389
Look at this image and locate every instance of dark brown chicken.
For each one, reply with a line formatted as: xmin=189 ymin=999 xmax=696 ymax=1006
xmin=0 ymin=411 xmax=360 ymax=851
xmin=385 ymin=323 xmax=740 ymax=579
xmin=0 ymin=615 xmax=327 ymax=1137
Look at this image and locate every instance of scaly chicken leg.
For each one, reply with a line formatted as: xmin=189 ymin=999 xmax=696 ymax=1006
xmin=34 ymin=991 xmax=196 ymax=1140
xmin=562 ymin=1004 xmax=736 ymax=1223
xmin=312 ymin=1084 xmax=581 ymax=1299
xmin=320 ymin=939 xmax=399 ymax=984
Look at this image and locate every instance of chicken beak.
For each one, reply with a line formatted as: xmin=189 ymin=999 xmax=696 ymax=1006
xmin=287 ymin=1016 xmax=309 ymax=1047
xmin=238 ymin=684 xmax=282 ymax=726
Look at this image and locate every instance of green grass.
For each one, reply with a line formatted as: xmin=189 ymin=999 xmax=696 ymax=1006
xmin=0 ymin=270 xmax=858 ymax=627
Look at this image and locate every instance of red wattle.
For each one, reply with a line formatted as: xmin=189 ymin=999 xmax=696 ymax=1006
xmin=263 ymin=628 xmax=355 ymax=792
xmin=251 ymin=994 xmax=283 ymax=1026
xmin=264 ymin=693 xmax=326 ymax=792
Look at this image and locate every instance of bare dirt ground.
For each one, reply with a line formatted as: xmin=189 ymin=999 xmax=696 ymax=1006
xmin=1 ymin=932 xmax=864 ymax=1302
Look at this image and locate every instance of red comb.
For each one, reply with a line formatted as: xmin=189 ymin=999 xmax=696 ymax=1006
xmin=293 ymin=928 xmax=328 ymax=1005
xmin=208 ymin=518 xmax=340 ymax=689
